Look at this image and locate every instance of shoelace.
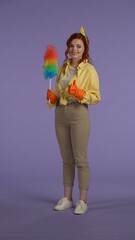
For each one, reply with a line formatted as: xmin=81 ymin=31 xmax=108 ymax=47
xmin=76 ymin=200 xmax=86 ymax=210
xmin=57 ymin=198 xmax=65 ymax=205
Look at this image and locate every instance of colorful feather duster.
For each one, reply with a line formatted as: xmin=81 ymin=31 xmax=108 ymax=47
xmin=43 ymin=45 xmax=58 ymax=89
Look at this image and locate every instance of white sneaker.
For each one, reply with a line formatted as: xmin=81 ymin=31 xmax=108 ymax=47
xmin=54 ymin=197 xmax=73 ymax=211
xmin=74 ymin=200 xmax=88 ymax=215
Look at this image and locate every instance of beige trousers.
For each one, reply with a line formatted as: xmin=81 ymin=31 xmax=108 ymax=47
xmin=55 ymin=102 xmax=90 ymax=190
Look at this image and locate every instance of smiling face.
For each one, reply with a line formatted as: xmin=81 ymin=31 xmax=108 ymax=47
xmin=65 ymin=33 xmax=90 ymax=63
xmin=68 ymin=39 xmax=85 ymax=62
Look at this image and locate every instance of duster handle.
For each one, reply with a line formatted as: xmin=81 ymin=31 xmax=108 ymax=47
xmin=49 ymin=78 xmax=52 ymax=103
xmin=49 ymin=78 xmax=52 ymax=89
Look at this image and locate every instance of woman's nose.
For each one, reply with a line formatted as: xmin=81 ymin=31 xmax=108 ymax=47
xmin=73 ymin=46 xmax=77 ymax=51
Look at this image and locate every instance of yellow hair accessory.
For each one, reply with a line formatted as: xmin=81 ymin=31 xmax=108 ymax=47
xmin=80 ymin=26 xmax=88 ymax=43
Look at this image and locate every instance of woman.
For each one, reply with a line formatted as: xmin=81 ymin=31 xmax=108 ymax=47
xmin=46 ymin=27 xmax=101 ymax=214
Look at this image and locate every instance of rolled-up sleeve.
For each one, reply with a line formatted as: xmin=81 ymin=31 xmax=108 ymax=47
xmin=80 ymin=66 xmax=101 ymax=105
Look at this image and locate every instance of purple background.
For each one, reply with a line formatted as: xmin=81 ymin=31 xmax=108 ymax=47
xmin=0 ymin=0 xmax=135 ymax=239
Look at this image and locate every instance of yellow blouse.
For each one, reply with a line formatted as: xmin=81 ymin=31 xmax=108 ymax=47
xmin=47 ymin=61 xmax=101 ymax=107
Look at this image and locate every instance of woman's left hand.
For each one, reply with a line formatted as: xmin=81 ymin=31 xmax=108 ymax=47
xmin=68 ymin=80 xmax=85 ymax=100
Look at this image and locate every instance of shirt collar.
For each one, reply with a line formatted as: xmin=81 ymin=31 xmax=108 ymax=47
xmin=77 ymin=61 xmax=88 ymax=76
xmin=65 ymin=60 xmax=88 ymax=73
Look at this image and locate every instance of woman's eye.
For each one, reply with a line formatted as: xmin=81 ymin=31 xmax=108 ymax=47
xmin=69 ymin=45 xmax=82 ymax=48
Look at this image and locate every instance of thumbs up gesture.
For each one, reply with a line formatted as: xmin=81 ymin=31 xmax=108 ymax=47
xmin=68 ymin=80 xmax=77 ymax=95
xmin=68 ymin=80 xmax=85 ymax=100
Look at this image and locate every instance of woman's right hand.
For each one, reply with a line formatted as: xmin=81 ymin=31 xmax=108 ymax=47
xmin=46 ymin=89 xmax=58 ymax=104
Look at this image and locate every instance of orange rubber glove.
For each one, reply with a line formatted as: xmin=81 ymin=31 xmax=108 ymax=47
xmin=68 ymin=80 xmax=85 ymax=100
xmin=46 ymin=89 xmax=58 ymax=104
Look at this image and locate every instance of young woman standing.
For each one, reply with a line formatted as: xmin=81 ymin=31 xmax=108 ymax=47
xmin=46 ymin=27 xmax=101 ymax=214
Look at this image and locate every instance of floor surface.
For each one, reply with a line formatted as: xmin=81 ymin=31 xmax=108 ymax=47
xmin=1 ymin=177 xmax=135 ymax=240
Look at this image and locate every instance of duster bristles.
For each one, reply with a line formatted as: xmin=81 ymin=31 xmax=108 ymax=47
xmin=43 ymin=45 xmax=58 ymax=79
